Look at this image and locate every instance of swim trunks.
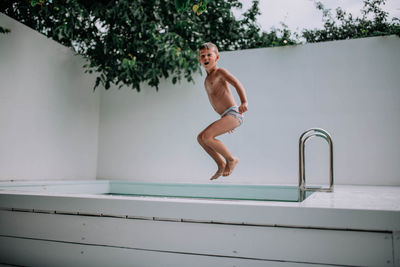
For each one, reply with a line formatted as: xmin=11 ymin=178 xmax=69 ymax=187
xmin=221 ymin=106 xmax=243 ymax=125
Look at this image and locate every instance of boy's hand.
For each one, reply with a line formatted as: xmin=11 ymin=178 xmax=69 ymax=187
xmin=238 ymin=102 xmax=248 ymax=114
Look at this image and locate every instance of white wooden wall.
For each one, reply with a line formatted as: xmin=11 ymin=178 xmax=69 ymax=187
xmin=0 ymin=210 xmax=395 ymax=267
xmin=0 ymin=14 xmax=100 ymax=181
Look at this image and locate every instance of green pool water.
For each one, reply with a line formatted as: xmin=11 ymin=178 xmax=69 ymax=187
xmin=108 ymin=182 xmax=313 ymax=202
xmin=0 ymin=180 xmax=313 ymax=202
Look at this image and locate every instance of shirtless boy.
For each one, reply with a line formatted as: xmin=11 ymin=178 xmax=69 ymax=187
xmin=197 ymin=42 xmax=248 ymax=180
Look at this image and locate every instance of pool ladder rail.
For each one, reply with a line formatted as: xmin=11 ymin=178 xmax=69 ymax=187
xmin=298 ymin=128 xmax=334 ymax=202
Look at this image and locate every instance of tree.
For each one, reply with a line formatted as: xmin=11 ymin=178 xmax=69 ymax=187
xmin=3 ymin=0 xmax=397 ymax=91
xmin=302 ymin=0 xmax=400 ymax=42
xmin=0 ymin=0 xmax=296 ymax=91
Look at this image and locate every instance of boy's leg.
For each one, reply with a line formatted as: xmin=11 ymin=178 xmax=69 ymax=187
xmin=200 ymin=116 xmax=240 ymax=177
xmin=197 ymin=132 xmax=226 ymax=180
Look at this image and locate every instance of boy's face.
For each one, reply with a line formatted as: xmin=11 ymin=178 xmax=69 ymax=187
xmin=199 ymin=48 xmax=219 ymax=70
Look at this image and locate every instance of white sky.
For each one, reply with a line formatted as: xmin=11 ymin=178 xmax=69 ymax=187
xmin=234 ymin=0 xmax=400 ymax=33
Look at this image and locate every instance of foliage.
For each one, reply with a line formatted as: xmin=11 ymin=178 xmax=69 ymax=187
xmin=302 ymin=0 xmax=400 ymax=42
xmin=30 ymin=0 xmax=47 ymax=7
xmin=0 ymin=0 xmax=296 ymax=91
xmin=175 ymin=0 xmax=208 ymax=15
xmin=1 ymin=0 xmax=397 ymax=91
xmin=0 ymin=26 xmax=11 ymax=34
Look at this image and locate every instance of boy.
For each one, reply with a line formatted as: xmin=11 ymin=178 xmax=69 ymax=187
xmin=197 ymin=42 xmax=248 ymax=180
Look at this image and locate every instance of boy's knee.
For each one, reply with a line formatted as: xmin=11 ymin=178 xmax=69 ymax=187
xmin=197 ymin=133 xmax=204 ymax=144
xmin=201 ymin=132 xmax=213 ymax=144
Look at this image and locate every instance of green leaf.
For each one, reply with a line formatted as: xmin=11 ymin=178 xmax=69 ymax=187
xmin=175 ymin=0 xmax=190 ymax=12
xmin=0 ymin=26 xmax=11 ymax=34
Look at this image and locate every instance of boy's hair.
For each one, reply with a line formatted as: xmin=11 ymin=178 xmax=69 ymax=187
xmin=199 ymin=42 xmax=219 ymax=53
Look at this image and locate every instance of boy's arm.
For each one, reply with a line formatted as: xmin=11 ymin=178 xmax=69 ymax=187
xmin=219 ymin=68 xmax=248 ymax=114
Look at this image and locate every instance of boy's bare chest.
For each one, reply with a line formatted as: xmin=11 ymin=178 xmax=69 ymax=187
xmin=205 ymin=75 xmax=225 ymax=95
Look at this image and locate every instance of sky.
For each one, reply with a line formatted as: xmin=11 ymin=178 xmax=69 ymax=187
xmin=234 ymin=0 xmax=400 ymax=33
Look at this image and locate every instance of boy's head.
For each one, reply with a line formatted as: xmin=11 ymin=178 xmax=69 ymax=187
xmin=199 ymin=42 xmax=219 ymax=53
xmin=199 ymin=42 xmax=219 ymax=69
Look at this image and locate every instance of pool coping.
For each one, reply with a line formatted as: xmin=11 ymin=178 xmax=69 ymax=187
xmin=0 ymin=180 xmax=399 ymax=232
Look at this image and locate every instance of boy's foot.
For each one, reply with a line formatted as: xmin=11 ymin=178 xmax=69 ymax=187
xmin=223 ymin=157 xmax=239 ymax=176
xmin=210 ymin=164 xmax=225 ymax=180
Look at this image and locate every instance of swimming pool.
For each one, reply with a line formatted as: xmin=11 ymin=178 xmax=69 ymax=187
xmin=0 ymin=180 xmax=399 ymax=266
xmin=0 ymin=180 xmax=313 ymax=202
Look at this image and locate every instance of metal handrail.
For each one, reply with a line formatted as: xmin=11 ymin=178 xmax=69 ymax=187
xmin=298 ymin=128 xmax=334 ymax=201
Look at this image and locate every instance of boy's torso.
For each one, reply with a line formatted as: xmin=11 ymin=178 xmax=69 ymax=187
xmin=205 ymin=69 xmax=237 ymax=115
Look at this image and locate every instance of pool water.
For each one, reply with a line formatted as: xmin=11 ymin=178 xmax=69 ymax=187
xmin=0 ymin=180 xmax=313 ymax=202
xmin=108 ymin=181 xmax=313 ymax=202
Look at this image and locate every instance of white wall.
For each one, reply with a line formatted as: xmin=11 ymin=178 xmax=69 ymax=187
xmin=1 ymin=13 xmax=399 ymax=186
xmin=0 ymin=14 xmax=100 ymax=181
xmin=97 ymin=36 xmax=400 ymax=186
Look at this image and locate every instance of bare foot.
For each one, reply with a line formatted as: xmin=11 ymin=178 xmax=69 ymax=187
xmin=223 ymin=157 xmax=239 ymax=176
xmin=210 ymin=164 xmax=225 ymax=180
